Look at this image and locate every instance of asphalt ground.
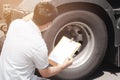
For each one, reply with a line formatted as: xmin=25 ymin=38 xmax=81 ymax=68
xmin=88 ymin=63 xmax=120 ymax=80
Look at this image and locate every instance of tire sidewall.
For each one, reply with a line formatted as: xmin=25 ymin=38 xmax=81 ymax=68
xmin=44 ymin=10 xmax=107 ymax=80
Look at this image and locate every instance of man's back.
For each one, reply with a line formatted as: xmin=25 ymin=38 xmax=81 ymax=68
xmin=0 ymin=19 xmax=48 ymax=80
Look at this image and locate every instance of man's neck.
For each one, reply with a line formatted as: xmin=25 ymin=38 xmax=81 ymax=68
xmin=32 ymin=19 xmax=51 ymax=32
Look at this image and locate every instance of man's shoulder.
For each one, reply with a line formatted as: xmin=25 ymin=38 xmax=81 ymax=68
xmin=10 ymin=19 xmax=27 ymax=26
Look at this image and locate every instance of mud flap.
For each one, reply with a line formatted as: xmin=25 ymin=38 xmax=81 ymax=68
xmin=114 ymin=46 xmax=120 ymax=67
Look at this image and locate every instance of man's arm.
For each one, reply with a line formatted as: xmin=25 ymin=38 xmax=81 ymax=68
xmin=38 ymin=57 xmax=73 ymax=78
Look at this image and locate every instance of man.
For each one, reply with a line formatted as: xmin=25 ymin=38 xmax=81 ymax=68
xmin=3 ymin=4 xmax=12 ymax=27
xmin=0 ymin=2 xmax=73 ymax=80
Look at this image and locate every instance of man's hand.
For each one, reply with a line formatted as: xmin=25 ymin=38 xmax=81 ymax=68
xmin=62 ymin=57 xmax=73 ymax=69
xmin=39 ymin=57 xmax=73 ymax=78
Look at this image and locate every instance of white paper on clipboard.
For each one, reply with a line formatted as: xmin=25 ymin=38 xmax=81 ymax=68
xmin=48 ymin=36 xmax=81 ymax=65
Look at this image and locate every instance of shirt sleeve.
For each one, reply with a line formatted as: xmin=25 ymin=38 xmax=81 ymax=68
xmin=31 ymin=45 xmax=49 ymax=70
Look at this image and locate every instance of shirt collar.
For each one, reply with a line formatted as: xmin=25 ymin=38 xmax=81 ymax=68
xmin=27 ymin=20 xmax=41 ymax=33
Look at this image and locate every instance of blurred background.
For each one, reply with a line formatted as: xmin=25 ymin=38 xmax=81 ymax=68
xmin=0 ymin=0 xmax=119 ymax=35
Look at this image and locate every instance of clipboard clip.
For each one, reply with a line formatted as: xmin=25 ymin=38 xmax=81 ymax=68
xmin=70 ymin=38 xmax=74 ymax=42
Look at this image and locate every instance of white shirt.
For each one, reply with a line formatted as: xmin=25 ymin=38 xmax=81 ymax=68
xmin=0 ymin=19 xmax=49 ymax=80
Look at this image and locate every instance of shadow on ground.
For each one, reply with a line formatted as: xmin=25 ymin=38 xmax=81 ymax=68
xmin=87 ymin=62 xmax=120 ymax=80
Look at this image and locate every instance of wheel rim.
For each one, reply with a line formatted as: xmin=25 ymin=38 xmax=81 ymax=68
xmin=53 ymin=21 xmax=95 ymax=68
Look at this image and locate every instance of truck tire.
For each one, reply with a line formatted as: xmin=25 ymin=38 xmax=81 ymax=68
xmin=43 ymin=10 xmax=108 ymax=80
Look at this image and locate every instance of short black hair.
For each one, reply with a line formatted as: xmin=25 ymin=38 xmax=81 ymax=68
xmin=33 ymin=2 xmax=58 ymax=26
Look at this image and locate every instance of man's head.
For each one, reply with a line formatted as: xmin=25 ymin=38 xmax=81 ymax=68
xmin=32 ymin=2 xmax=58 ymax=26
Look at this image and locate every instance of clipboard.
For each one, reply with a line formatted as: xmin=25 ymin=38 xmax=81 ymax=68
xmin=48 ymin=36 xmax=81 ymax=66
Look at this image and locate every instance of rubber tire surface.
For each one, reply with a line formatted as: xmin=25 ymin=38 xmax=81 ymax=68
xmin=43 ymin=10 xmax=108 ymax=80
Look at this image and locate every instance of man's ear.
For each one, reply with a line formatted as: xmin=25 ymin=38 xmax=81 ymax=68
xmin=46 ymin=22 xmax=52 ymax=26
xmin=40 ymin=22 xmax=52 ymax=32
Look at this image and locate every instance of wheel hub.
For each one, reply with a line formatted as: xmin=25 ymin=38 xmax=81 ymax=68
xmin=54 ymin=21 xmax=95 ymax=68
